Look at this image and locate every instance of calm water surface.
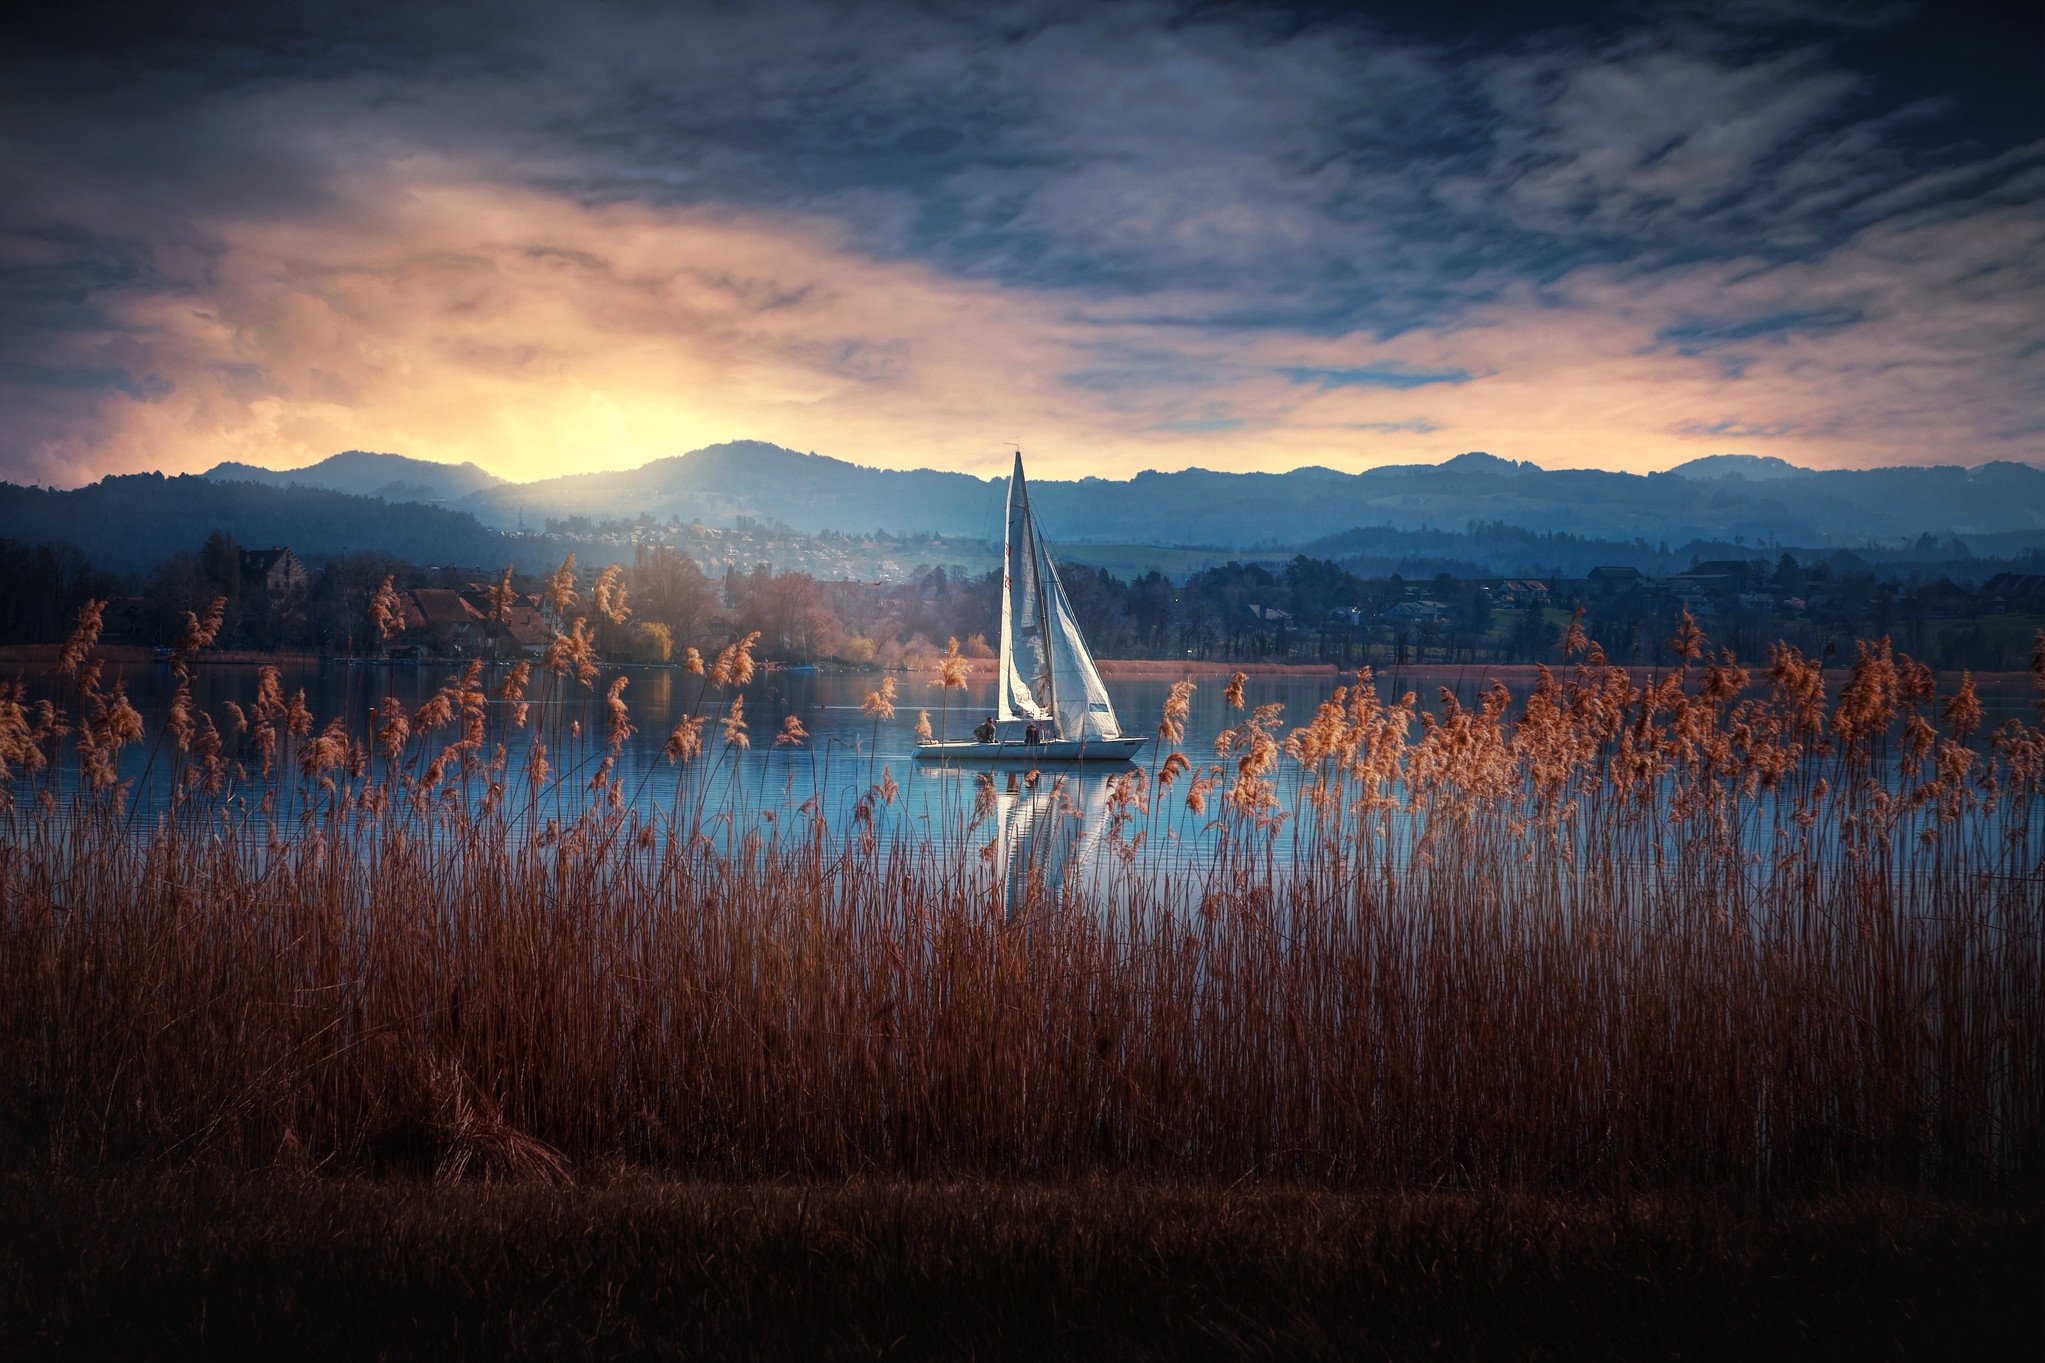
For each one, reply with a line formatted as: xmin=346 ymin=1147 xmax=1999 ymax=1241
xmin=18 ymin=658 xmax=2039 ymax=883
xmin=54 ymin=660 xmax=1317 ymax=828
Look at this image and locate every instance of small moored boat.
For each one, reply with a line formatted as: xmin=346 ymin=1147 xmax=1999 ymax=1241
xmin=917 ymin=452 xmax=1144 ymax=764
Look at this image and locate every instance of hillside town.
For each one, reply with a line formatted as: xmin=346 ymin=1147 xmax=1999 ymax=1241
xmin=525 ymin=514 xmax=999 ymax=585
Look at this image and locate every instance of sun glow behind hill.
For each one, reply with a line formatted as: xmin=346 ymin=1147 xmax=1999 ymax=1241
xmin=3 ymin=2 xmax=2039 ymax=492
xmin=14 ymin=176 xmax=2043 ymax=490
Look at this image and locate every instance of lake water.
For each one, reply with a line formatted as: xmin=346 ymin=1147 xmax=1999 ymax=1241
xmin=14 ymin=657 xmax=2040 ymax=891
xmin=37 ymin=658 xmax=1330 ymax=836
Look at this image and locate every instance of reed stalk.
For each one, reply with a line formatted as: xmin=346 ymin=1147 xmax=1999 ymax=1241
xmin=0 ymin=615 xmax=2037 ymax=1194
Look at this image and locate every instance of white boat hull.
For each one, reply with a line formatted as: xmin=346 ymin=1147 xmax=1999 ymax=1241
xmin=915 ymin=736 xmax=1145 ymax=763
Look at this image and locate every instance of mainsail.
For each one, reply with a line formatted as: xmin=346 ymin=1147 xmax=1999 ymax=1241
xmin=997 ymin=452 xmax=1122 ymax=741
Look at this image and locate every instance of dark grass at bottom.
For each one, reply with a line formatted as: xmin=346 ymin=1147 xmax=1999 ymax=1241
xmin=0 ymin=1176 xmax=2033 ymax=1361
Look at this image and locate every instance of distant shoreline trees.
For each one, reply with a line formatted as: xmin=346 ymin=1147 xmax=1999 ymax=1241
xmin=2 ymin=530 xmax=2041 ymax=674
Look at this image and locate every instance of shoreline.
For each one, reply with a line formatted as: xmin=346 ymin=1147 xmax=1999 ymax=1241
xmin=1 ymin=643 xmax=2033 ymax=689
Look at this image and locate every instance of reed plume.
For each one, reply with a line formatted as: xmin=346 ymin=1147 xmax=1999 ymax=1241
xmin=0 ymin=615 xmax=2035 ymax=1204
xmin=1158 ymin=679 xmax=1194 ymax=744
xmin=171 ymin=596 xmax=226 ymax=680
xmin=369 ymin=576 xmax=404 ymax=643
xmin=605 ymin=677 xmax=634 ymax=754
xmin=861 ymin=676 xmax=898 ymax=720
xmin=664 ymin=716 xmax=706 ymax=764
xmin=938 ymin=637 xmax=971 ymax=690
xmin=720 ymin=695 xmax=749 ymax=750
xmin=486 ymin=567 xmax=518 ymax=623
xmin=55 ymin=598 xmax=104 ymax=677
xmin=593 ymin=564 xmax=631 ymax=626
xmin=545 ymin=554 xmax=579 ymax=618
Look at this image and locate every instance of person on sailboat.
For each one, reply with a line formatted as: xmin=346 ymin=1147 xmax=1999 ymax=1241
xmin=1024 ymin=721 xmax=1042 ymax=747
xmin=974 ymin=715 xmax=996 ymax=744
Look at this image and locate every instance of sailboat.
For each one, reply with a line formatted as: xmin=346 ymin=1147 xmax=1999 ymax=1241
xmin=916 ymin=452 xmax=1146 ymax=763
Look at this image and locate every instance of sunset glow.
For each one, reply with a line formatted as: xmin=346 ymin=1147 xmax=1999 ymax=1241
xmin=2 ymin=2 xmax=2038 ymax=486
xmin=1 ymin=8 xmax=2039 ymax=1350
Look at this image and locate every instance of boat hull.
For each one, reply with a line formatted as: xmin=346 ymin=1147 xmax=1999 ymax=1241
xmin=914 ymin=736 xmax=1146 ymax=763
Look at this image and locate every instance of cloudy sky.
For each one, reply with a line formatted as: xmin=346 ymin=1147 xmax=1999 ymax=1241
xmin=2 ymin=0 xmax=2038 ymax=486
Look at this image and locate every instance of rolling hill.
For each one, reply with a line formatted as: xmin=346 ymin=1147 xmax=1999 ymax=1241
xmin=0 ymin=475 xmax=521 ymax=575
xmin=0 ymin=441 xmax=2012 ymax=578
xmin=203 ymin=451 xmax=509 ymax=503
xmin=355 ymin=443 xmax=2045 ymax=549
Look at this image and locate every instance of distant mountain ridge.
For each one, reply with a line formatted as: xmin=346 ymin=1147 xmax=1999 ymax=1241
xmin=205 ymin=451 xmax=508 ymax=503
xmin=5 ymin=441 xmax=2042 ymax=581
xmin=200 ymin=442 xmax=2042 ymax=549
xmin=483 ymin=442 xmax=997 ymax=534
xmin=0 ymin=474 xmax=523 ymax=575
xmin=1664 ymin=454 xmax=1814 ymax=482
xmin=168 ymin=440 xmax=2045 ymax=557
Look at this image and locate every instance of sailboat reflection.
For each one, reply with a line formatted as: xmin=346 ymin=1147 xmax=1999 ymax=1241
xmin=967 ymin=768 xmax=1113 ymax=920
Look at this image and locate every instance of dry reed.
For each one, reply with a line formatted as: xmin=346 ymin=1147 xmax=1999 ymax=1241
xmin=0 ymin=607 xmax=2038 ymax=1196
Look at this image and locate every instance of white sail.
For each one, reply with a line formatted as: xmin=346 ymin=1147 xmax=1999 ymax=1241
xmin=997 ymin=452 xmax=1122 ymax=741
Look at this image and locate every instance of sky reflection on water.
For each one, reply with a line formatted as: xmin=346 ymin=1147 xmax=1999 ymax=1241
xmin=14 ymin=658 xmax=2040 ymax=896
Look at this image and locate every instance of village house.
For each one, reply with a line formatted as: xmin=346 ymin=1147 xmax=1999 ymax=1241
xmin=1585 ymin=565 xmax=1644 ymax=591
xmin=496 ymin=604 xmax=554 ymax=656
xmin=455 ymin=586 xmax=554 ymax=657
xmin=1383 ymin=599 xmax=1451 ymax=624
xmin=239 ymin=546 xmax=308 ymax=599
xmin=1981 ymin=572 xmax=2045 ymax=614
xmin=1670 ymin=560 xmax=1765 ymax=596
xmin=405 ymin=587 xmax=486 ymax=654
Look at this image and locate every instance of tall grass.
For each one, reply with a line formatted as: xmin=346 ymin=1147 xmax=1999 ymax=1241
xmin=0 ymin=604 xmax=2038 ymax=1194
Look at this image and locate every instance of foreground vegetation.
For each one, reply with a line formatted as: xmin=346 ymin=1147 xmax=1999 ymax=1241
xmin=1 ymin=598 xmax=2037 ymax=1191
xmin=1 ymin=1177 xmax=2032 ymax=1360
xmin=0 ymin=599 xmax=2038 ymax=1350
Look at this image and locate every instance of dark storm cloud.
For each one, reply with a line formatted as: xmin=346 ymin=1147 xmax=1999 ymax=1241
xmin=0 ymin=0 xmax=2038 ymax=482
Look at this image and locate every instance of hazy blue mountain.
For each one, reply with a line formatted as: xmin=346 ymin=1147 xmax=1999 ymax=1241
xmin=204 ymin=450 xmax=508 ymax=502
xmin=14 ymin=444 xmax=2045 ymax=582
xmin=468 ymin=441 xmax=998 ymax=534
xmin=0 ymin=474 xmax=522 ymax=575
xmin=190 ymin=442 xmax=2045 ymax=551
xmin=1665 ymin=454 xmax=1815 ymax=481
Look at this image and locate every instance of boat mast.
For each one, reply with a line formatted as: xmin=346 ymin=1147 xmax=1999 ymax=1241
xmin=1017 ymin=454 xmax=1059 ymax=730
